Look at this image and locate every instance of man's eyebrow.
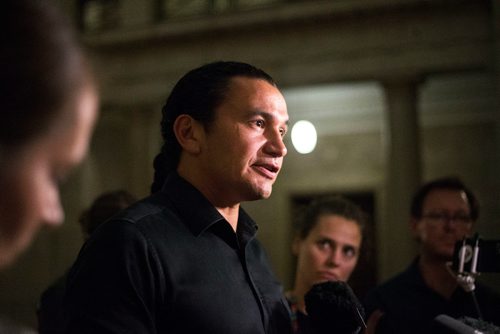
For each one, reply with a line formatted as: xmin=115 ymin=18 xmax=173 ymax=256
xmin=248 ymin=110 xmax=289 ymax=125
xmin=317 ymin=235 xmax=334 ymax=242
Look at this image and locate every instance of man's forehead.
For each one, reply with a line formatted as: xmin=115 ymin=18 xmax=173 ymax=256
xmin=423 ymin=189 xmax=470 ymax=208
xmin=221 ymin=79 xmax=287 ymax=115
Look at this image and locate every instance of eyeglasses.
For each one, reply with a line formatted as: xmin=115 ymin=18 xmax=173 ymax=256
xmin=421 ymin=212 xmax=472 ymax=225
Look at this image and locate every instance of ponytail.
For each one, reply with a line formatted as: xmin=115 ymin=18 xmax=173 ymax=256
xmin=150 ymin=144 xmax=179 ymax=194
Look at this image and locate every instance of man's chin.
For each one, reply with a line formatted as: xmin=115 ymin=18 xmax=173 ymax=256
xmin=261 ymin=188 xmax=273 ymax=200
xmin=260 ymin=191 xmax=272 ymax=199
xmin=436 ymin=248 xmax=455 ymax=262
xmin=253 ymin=183 xmax=273 ymax=199
xmin=242 ymin=190 xmax=271 ymax=202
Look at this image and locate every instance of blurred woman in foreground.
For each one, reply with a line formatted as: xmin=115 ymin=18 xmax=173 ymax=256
xmin=0 ymin=0 xmax=98 ymax=268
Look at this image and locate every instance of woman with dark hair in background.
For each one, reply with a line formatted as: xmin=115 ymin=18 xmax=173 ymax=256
xmin=0 ymin=0 xmax=98 ymax=269
xmin=287 ymin=196 xmax=367 ymax=333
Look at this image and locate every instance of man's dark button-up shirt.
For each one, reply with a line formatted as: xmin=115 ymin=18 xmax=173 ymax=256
xmin=65 ymin=172 xmax=292 ymax=333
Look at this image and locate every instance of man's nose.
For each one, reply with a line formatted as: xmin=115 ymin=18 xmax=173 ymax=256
xmin=265 ymin=129 xmax=287 ymax=157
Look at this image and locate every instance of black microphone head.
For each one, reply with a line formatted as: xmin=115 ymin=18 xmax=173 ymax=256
xmin=304 ymin=281 xmax=366 ymax=334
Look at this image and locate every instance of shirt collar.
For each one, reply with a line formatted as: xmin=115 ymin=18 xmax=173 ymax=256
xmin=407 ymin=256 xmax=433 ymax=290
xmin=161 ymin=172 xmax=258 ymax=237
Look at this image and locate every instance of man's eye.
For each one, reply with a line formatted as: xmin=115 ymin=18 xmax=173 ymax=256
xmin=279 ymin=127 xmax=287 ymax=137
xmin=255 ymin=120 xmax=265 ymax=128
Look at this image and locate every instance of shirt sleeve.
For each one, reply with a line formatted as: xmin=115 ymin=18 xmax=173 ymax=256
xmin=64 ymin=219 xmax=164 ymax=334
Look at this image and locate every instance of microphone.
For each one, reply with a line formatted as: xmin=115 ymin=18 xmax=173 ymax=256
xmin=433 ymin=314 xmax=484 ymax=334
xmin=304 ymin=281 xmax=366 ymax=334
xmin=460 ymin=316 xmax=500 ymax=333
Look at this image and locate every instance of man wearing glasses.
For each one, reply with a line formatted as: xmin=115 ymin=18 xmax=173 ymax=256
xmin=363 ymin=177 xmax=500 ymax=333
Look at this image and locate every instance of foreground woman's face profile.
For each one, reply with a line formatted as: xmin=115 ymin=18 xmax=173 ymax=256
xmin=0 ymin=83 xmax=98 ymax=268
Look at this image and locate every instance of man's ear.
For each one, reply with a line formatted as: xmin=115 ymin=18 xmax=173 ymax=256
xmin=173 ymin=114 xmax=203 ymax=154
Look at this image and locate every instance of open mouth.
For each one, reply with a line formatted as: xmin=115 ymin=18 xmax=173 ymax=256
xmin=253 ymin=163 xmax=279 ymax=179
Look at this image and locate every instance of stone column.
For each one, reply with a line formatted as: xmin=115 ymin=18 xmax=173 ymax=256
xmin=129 ymin=105 xmax=162 ymax=197
xmin=491 ymin=0 xmax=500 ymax=229
xmin=380 ymin=77 xmax=422 ymax=280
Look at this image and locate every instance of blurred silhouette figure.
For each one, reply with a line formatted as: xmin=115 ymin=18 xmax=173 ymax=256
xmin=364 ymin=177 xmax=500 ymax=333
xmin=0 ymin=0 xmax=98 ymax=269
xmin=37 ymin=190 xmax=136 ymax=334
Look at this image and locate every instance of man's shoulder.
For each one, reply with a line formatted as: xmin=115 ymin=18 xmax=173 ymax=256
xmin=89 ymin=192 xmax=187 ymax=246
xmin=363 ymin=264 xmax=420 ymax=311
xmin=113 ymin=192 xmax=173 ymax=223
xmin=369 ymin=268 xmax=414 ymax=294
xmin=108 ymin=192 xmax=193 ymax=235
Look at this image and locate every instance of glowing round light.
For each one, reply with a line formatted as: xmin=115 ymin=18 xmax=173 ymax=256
xmin=291 ymin=120 xmax=317 ymax=154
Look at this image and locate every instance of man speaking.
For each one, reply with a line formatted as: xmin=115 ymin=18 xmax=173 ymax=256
xmin=64 ymin=61 xmax=291 ymax=333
